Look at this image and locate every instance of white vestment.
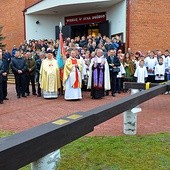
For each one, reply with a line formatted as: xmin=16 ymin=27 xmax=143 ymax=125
xmin=134 ymin=66 xmax=148 ymax=83
xmin=87 ymin=56 xmax=110 ymax=90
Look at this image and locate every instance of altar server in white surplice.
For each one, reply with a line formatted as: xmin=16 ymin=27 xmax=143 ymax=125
xmin=155 ymin=57 xmax=165 ymax=83
xmin=134 ymin=60 xmax=148 ymax=83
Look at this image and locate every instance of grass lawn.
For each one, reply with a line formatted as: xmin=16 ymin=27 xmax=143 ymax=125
xmin=0 ymin=131 xmax=170 ymax=170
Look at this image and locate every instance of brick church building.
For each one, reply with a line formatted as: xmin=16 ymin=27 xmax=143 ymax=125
xmin=0 ymin=0 xmax=169 ymax=52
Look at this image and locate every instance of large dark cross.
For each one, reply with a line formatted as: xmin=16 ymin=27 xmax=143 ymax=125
xmin=123 ymin=81 xmax=170 ymax=91
xmin=0 ymin=82 xmax=169 ymax=169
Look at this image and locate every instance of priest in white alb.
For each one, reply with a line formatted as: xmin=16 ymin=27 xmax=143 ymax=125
xmin=63 ymin=50 xmax=82 ymax=100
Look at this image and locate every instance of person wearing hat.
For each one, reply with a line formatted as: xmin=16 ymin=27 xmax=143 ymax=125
xmin=39 ymin=50 xmax=61 ymax=98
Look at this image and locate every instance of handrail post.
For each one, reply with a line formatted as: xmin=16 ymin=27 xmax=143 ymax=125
xmin=123 ymin=89 xmax=141 ymax=135
xmin=31 ymin=150 xmax=61 ymax=170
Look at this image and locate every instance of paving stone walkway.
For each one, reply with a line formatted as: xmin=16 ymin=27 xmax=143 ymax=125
xmin=0 ymin=84 xmax=170 ymax=136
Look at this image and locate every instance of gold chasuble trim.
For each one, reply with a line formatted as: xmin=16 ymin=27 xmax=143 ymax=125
xmin=48 ymin=74 xmax=55 ymax=92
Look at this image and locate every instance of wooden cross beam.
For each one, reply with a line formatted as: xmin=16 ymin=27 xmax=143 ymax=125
xmin=0 ymin=83 xmax=169 ymax=169
xmin=123 ymin=81 xmax=170 ymax=90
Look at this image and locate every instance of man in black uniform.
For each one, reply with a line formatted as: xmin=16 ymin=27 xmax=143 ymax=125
xmin=11 ymin=50 xmax=27 ymax=98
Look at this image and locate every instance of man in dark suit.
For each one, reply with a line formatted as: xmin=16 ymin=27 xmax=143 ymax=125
xmin=35 ymin=51 xmax=45 ymax=97
xmin=2 ymin=54 xmax=9 ymax=100
xmin=11 ymin=50 xmax=27 ymax=98
xmin=107 ymin=49 xmax=120 ymax=97
xmin=25 ymin=52 xmax=36 ymax=96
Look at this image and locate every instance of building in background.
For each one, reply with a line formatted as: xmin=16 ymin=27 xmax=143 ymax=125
xmin=0 ymin=0 xmax=169 ymax=52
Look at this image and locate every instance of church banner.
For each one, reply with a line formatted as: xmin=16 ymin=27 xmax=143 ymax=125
xmin=65 ymin=12 xmax=106 ymax=25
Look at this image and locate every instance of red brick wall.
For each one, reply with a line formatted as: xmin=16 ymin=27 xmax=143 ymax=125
xmin=25 ymin=0 xmax=40 ymax=8
xmin=0 ymin=0 xmax=25 ymax=51
xmin=0 ymin=0 xmax=40 ymax=51
xmin=129 ymin=0 xmax=170 ymax=53
xmin=0 ymin=0 xmax=169 ymax=52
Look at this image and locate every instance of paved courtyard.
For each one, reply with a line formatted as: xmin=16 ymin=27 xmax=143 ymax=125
xmin=0 ymin=84 xmax=170 ymax=136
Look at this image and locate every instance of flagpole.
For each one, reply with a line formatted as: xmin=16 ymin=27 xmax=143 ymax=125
xmin=59 ymin=22 xmax=62 ymax=33
xmin=58 ymin=22 xmax=64 ymax=96
xmin=57 ymin=22 xmax=65 ymax=68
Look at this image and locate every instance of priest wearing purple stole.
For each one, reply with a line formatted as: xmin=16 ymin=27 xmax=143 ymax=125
xmin=87 ymin=49 xmax=110 ymax=99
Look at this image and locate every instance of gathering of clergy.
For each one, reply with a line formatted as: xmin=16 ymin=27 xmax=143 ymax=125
xmin=0 ymin=33 xmax=170 ymax=104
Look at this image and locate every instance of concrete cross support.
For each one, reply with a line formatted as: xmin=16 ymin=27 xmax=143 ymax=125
xmin=31 ymin=150 xmax=61 ymax=170
xmin=123 ymin=89 xmax=141 ymax=135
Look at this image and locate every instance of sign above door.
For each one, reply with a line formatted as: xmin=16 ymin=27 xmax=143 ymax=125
xmin=65 ymin=12 xmax=106 ymax=25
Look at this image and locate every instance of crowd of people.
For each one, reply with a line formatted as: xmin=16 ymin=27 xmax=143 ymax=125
xmin=0 ymin=33 xmax=170 ymax=104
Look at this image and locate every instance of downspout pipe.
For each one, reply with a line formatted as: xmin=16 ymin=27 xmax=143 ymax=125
xmin=127 ymin=0 xmax=131 ymax=52
xmin=23 ymin=10 xmax=26 ymax=41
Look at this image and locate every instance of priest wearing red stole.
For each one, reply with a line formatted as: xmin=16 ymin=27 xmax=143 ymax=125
xmin=63 ymin=50 xmax=82 ymax=100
